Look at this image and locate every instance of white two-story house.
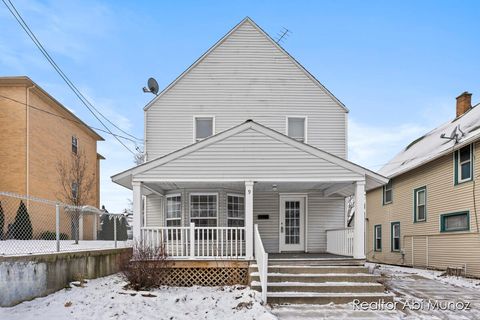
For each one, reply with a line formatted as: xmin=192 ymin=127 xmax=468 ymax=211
xmin=112 ymin=18 xmax=388 ymax=302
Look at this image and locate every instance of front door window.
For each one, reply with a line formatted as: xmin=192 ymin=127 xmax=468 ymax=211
xmin=280 ymin=196 xmax=305 ymax=251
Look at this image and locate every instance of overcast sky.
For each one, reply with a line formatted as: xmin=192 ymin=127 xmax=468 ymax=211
xmin=1 ymin=0 xmax=478 ymax=211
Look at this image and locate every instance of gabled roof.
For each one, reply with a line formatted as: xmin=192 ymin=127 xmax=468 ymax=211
xmin=0 ymin=76 xmax=104 ymax=141
xmin=380 ymin=103 xmax=480 ymax=178
xmin=112 ymin=120 xmax=387 ymax=189
xmin=144 ymin=17 xmax=348 ymax=112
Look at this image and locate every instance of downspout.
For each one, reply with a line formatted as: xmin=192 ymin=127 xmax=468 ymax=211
xmin=25 ymin=83 xmax=35 ymax=198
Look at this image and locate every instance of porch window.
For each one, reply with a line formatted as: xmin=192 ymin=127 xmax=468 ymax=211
xmin=227 ymin=194 xmax=244 ymax=227
xmin=383 ymin=180 xmax=393 ymax=205
xmin=441 ymin=211 xmax=470 ymax=232
xmin=391 ymin=222 xmax=400 ymax=252
xmin=194 ymin=117 xmax=214 ymax=142
xmin=414 ymin=186 xmax=426 ymax=222
xmin=374 ymin=225 xmax=382 ymax=251
xmin=166 ymin=194 xmax=182 ymax=227
xmin=454 ymin=144 xmax=473 ymax=184
xmin=190 ymin=194 xmax=217 ymax=227
xmin=287 ymin=117 xmax=306 ymax=142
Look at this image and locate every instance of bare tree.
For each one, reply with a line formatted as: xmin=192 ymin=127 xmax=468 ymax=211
xmin=56 ymin=150 xmax=95 ymax=244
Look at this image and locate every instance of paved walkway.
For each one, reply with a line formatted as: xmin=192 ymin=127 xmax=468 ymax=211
xmin=271 ymin=265 xmax=480 ymax=319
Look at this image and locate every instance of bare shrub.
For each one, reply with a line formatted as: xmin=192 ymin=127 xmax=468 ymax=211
xmin=121 ymin=241 xmax=170 ymax=290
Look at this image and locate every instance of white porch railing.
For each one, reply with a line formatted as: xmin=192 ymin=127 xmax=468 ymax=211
xmin=141 ymin=223 xmax=246 ymax=259
xmin=254 ymin=224 xmax=268 ymax=303
xmin=326 ymin=227 xmax=354 ymax=256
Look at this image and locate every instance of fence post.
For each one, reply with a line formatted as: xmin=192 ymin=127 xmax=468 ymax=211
xmin=189 ymin=222 xmax=195 ymax=258
xmin=114 ymin=216 xmax=117 ymax=249
xmin=55 ymin=204 xmax=60 ymax=252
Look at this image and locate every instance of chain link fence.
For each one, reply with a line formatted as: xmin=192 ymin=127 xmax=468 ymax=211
xmin=0 ymin=192 xmax=132 ymax=256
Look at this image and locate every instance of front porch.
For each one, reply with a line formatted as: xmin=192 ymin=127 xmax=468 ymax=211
xmin=133 ymin=179 xmax=366 ymax=261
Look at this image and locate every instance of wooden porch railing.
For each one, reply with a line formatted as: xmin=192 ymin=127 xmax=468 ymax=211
xmin=254 ymin=224 xmax=268 ymax=303
xmin=141 ymin=223 xmax=246 ymax=259
xmin=326 ymin=227 xmax=354 ymax=256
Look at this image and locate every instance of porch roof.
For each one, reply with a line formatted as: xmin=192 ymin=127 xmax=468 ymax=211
xmin=112 ymin=120 xmax=387 ymax=193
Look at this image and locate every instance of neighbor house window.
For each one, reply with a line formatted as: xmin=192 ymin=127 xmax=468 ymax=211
xmin=166 ymin=194 xmax=182 ymax=227
xmin=374 ymin=225 xmax=382 ymax=251
xmin=391 ymin=222 xmax=400 ymax=252
xmin=414 ymin=186 xmax=426 ymax=222
xmin=455 ymin=144 xmax=473 ymax=184
xmin=190 ymin=194 xmax=217 ymax=227
xmin=227 ymin=194 xmax=245 ymax=227
xmin=72 ymin=182 xmax=78 ymax=200
xmin=441 ymin=211 xmax=470 ymax=232
xmin=287 ymin=117 xmax=306 ymax=142
xmin=194 ymin=117 xmax=214 ymax=142
xmin=72 ymin=136 xmax=78 ymax=154
xmin=383 ymin=180 xmax=393 ymax=205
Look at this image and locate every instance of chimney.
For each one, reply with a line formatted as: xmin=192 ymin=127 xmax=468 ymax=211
xmin=456 ymin=92 xmax=472 ymax=117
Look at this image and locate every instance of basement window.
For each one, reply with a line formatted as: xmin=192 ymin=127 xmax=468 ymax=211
xmin=441 ymin=211 xmax=470 ymax=232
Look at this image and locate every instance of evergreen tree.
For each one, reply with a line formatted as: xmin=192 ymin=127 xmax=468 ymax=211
xmin=12 ymin=201 xmax=33 ymax=240
xmin=118 ymin=216 xmax=128 ymax=241
xmin=0 ymin=201 xmax=4 ymax=240
xmin=99 ymin=214 xmax=113 ymax=240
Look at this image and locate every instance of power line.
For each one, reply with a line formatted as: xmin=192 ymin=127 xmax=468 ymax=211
xmin=2 ymin=0 xmax=140 ymax=155
xmin=0 ymin=93 xmax=141 ymax=144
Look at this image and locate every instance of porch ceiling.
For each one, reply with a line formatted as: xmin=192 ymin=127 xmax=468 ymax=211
xmin=142 ymin=180 xmax=358 ymax=197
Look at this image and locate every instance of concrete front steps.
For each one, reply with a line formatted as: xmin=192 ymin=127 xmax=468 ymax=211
xmin=249 ymin=262 xmax=394 ymax=305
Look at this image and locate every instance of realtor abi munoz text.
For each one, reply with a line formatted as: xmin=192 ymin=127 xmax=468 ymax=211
xmin=353 ymin=299 xmax=472 ymax=312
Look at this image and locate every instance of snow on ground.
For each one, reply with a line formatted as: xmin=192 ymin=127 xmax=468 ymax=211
xmin=366 ymin=262 xmax=480 ymax=289
xmin=0 ymin=274 xmax=276 ymax=320
xmin=0 ymin=240 xmax=132 ymax=256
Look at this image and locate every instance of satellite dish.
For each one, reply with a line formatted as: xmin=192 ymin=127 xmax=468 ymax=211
xmin=142 ymin=77 xmax=159 ymax=95
xmin=147 ymin=77 xmax=159 ymax=95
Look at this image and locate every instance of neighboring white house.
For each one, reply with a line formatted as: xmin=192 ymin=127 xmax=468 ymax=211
xmin=112 ymin=17 xmax=387 ymax=262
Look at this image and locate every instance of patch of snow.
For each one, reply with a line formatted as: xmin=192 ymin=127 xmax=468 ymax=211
xmin=0 ymin=240 xmax=132 ymax=256
xmin=0 ymin=274 xmax=276 ymax=320
xmin=367 ymin=262 xmax=480 ymax=289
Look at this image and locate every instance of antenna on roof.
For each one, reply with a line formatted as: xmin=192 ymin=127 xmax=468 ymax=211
xmin=275 ymin=27 xmax=291 ymax=44
xmin=142 ymin=77 xmax=159 ymax=95
xmin=440 ymin=125 xmax=465 ymax=143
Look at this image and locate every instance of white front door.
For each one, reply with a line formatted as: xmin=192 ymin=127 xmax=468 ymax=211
xmin=279 ymin=196 xmax=305 ymax=251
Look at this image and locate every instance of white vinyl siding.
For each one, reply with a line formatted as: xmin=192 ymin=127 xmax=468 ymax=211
xmin=145 ymin=194 xmax=163 ymax=227
xmin=137 ymin=128 xmax=361 ymax=181
xmin=145 ymin=20 xmax=347 ymax=160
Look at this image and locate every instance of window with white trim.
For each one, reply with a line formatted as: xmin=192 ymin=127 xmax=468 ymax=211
xmin=456 ymin=144 xmax=473 ymax=184
xmin=383 ymin=180 xmax=393 ymax=204
xmin=72 ymin=136 xmax=78 ymax=154
xmin=287 ymin=117 xmax=306 ymax=142
xmin=190 ymin=194 xmax=217 ymax=227
xmin=414 ymin=186 xmax=426 ymax=222
xmin=166 ymin=195 xmax=182 ymax=227
xmin=227 ymin=195 xmax=245 ymax=227
xmin=195 ymin=117 xmax=214 ymax=142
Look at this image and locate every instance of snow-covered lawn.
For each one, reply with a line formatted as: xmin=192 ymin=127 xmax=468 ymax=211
xmin=0 ymin=274 xmax=276 ymax=320
xmin=0 ymin=240 xmax=132 ymax=256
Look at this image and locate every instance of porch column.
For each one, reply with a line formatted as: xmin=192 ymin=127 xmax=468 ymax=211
xmin=245 ymin=181 xmax=254 ymax=259
xmin=132 ymin=181 xmax=143 ymax=242
xmin=353 ymin=180 xmax=366 ymax=259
